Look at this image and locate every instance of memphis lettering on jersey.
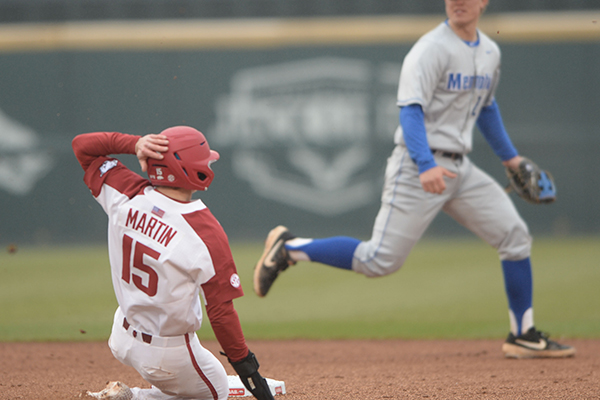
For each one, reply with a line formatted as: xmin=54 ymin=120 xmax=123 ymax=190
xmin=447 ymin=72 xmax=492 ymax=91
xmin=125 ymin=208 xmax=177 ymax=246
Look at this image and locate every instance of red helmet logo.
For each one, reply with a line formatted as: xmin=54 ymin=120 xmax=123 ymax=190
xmin=147 ymin=126 xmax=219 ymax=191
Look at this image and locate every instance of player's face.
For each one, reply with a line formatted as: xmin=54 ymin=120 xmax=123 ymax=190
xmin=445 ymin=0 xmax=488 ymax=28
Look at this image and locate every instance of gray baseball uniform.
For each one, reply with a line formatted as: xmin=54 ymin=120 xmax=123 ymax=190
xmin=395 ymin=21 xmax=500 ymax=153
xmin=261 ymin=12 xmax=574 ymax=359
xmin=352 ymin=22 xmax=531 ymax=277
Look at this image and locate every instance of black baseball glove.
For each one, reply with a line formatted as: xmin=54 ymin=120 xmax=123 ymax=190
xmin=505 ymin=157 xmax=556 ymax=204
xmin=227 ymin=350 xmax=275 ymax=400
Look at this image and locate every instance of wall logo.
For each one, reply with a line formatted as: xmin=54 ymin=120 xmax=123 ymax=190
xmin=0 ymin=109 xmax=53 ymax=196
xmin=212 ymin=57 xmax=400 ymax=215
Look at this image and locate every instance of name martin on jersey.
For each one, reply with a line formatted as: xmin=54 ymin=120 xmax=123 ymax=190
xmin=447 ymin=72 xmax=492 ymax=91
xmin=125 ymin=208 xmax=178 ymax=247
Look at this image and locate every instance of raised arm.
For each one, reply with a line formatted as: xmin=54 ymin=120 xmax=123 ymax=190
xmin=72 ymin=131 xmax=167 ymax=172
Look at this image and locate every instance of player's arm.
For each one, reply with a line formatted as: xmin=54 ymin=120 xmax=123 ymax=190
xmin=401 ymin=104 xmax=456 ymax=194
xmin=206 ymin=300 xmax=249 ymax=362
xmin=72 ymin=132 xmax=167 ymax=172
xmin=476 ymin=99 xmax=522 ymax=170
xmin=198 ymin=226 xmax=274 ymax=400
xmin=207 ymin=301 xmax=275 ymax=400
xmin=72 ymin=132 xmax=139 ymax=171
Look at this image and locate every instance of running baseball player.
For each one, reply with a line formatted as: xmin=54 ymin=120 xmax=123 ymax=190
xmin=254 ymin=0 xmax=575 ymax=359
xmin=73 ymin=127 xmax=275 ymax=400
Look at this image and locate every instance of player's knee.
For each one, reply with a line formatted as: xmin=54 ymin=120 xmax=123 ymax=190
xmin=497 ymin=220 xmax=532 ymax=260
xmin=352 ymin=248 xmax=407 ymax=277
xmin=351 ymin=237 xmax=413 ymax=277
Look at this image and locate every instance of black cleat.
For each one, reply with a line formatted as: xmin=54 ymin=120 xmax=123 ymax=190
xmin=502 ymin=327 xmax=576 ymax=359
xmin=253 ymin=225 xmax=296 ymax=297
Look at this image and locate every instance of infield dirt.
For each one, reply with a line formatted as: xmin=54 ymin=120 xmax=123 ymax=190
xmin=1 ymin=339 xmax=598 ymax=399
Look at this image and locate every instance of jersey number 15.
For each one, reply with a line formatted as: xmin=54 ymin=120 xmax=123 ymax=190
xmin=122 ymin=234 xmax=159 ymax=297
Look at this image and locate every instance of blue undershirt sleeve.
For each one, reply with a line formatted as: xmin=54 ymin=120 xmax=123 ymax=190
xmin=476 ymin=100 xmax=519 ymax=161
xmin=400 ymin=104 xmax=437 ymax=174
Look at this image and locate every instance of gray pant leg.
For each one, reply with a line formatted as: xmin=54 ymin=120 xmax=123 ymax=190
xmin=443 ymin=158 xmax=531 ymax=261
xmin=352 ymin=146 xmax=452 ymax=277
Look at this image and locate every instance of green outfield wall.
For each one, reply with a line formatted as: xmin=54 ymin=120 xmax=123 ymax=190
xmin=0 ymin=12 xmax=599 ymax=244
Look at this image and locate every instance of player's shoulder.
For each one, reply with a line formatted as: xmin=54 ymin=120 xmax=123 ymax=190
xmin=179 ymin=200 xmax=227 ymax=238
xmin=415 ymin=22 xmax=450 ymax=46
xmin=478 ymin=29 xmax=501 ymax=54
xmin=410 ymin=22 xmax=457 ymax=55
xmin=87 ymin=156 xmax=149 ymax=199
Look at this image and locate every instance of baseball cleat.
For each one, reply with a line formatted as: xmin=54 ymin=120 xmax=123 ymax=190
xmin=502 ymin=327 xmax=576 ymax=359
xmin=84 ymin=381 xmax=133 ymax=400
xmin=254 ymin=225 xmax=296 ymax=297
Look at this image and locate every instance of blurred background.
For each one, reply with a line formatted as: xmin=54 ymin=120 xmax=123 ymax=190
xmin=1 ymin=0 xmax=599 ymax=343
xmin=1 ymin=0 xmax=599 ymax=245
xmin=0 ymin=0 xmax=598 ymax=21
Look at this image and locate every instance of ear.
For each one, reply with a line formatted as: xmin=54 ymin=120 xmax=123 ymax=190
xmin=480 ymin=0 xmax=489 ymax=14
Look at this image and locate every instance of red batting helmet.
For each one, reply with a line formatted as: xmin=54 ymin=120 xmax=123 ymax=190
xmin=147 ymin=126 xmax=220 ymax=191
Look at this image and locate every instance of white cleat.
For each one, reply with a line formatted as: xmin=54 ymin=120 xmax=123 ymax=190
xmin=83 ymin=381 xmax=133 ymax=400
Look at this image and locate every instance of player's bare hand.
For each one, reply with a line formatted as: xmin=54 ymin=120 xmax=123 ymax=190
xmin=502 ymin=155 xmax=523 ymax=171
xmin=419 ymin=166 xmax=457 ymax=194
xmin=136 ymin=134 xmax=169 ymax=172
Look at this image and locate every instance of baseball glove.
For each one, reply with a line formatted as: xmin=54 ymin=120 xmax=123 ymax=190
xmin=505 ymin=157 xmax=556 ymax=204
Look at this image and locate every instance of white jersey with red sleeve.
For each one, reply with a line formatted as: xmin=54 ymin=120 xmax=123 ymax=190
xmin=83 ymin=154 xmax=244 ymax=337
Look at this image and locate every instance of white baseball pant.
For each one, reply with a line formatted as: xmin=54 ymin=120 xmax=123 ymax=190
xmin=108 ymin=307 xmax=229 ymax=400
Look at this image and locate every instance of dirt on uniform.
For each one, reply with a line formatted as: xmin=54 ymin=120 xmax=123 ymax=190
xmin=1 ymin=339 xmax=598 ymax=399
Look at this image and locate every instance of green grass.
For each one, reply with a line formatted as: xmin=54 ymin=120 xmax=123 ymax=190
xmin=1 ymin=237 xmax=598 ymax=342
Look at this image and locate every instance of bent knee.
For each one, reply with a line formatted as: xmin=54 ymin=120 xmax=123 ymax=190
xmin=497 ymin=220 xmax=532 ymax=260
xmin=350 ymin=232 xmax=417 ymax=277
xmin=352 ymin=256 xmax=405 ymax=277
xmin=351 ymin=241 xmax=409 ymax=277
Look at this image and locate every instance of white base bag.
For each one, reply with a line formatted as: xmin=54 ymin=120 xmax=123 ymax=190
xmin=227 ymin=375 xmax=286 ymax=397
